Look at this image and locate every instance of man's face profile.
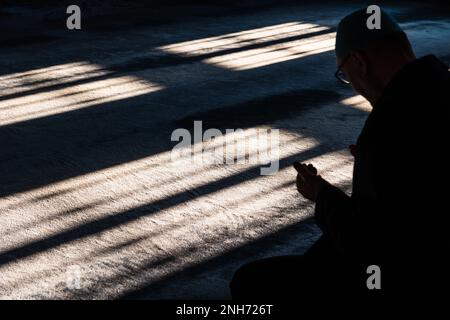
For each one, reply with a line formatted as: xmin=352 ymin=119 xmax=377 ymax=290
xmin=336 ymin=53 xmax=370 ymax=99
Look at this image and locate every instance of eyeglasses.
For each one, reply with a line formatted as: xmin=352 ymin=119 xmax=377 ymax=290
xmin=334 ymin=54 xmax=351 ymax=85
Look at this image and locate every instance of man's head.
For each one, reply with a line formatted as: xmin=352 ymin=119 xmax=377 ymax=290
xmin=335 ymin=8 xmax=416 ymax=105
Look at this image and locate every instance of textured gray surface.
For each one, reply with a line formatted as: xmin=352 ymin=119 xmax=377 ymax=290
xmin=0 ymin=2 xmax=449 ymax=299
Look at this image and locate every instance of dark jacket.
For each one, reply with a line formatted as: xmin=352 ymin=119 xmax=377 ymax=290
xmin=315 ymin=55 xmax=450 ymax=296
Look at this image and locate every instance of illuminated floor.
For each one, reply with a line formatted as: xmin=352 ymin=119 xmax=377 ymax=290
xmin=0 ymin=2 xmax=449 ymax=299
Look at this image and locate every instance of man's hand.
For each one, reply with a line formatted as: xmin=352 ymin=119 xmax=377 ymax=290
xmin=293 ymin=162 xmax=329 ymax=202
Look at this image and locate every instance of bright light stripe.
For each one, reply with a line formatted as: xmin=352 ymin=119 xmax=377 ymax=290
xmin=0 ymin=62 xmax=111 ymax=96
xmin=228 ymin=44 xmax=334 ymax=70
xmin=1 ymin=75 xmax=136 ymax=110
xmin=0 ymin=129 xmax=317 ymax=249
xmin=0 ymin=128 xmax=272 ymax=211
xmin=0 ymin=150 xmax=354 ymax=298
xmin=0 ymin=127 xmax=281 ymax=208
xmin=0 ymin=131 xmax=313 ymax=244
xmin=0 ymin=62 xmax=89 ymax=81
xmin=159 ymin=22 xmax=329 ymax=56
xmin=1 ymin=133 xmax=299 ymax=237
xmin=0 ymin=75 xmax=163 ymax=126
xmin=0 ymin=172 xmax=299 ymax=294
xmin=205 ymin=32 xmax=336 ymax=70
xmin=157 ymin=22 xmax=334 ymax=71
xmin=163 ymin=22 xmax=299 ymax=47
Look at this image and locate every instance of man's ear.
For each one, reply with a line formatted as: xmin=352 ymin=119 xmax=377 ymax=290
xmin=352 ymin=51 xmax=369 ymax=76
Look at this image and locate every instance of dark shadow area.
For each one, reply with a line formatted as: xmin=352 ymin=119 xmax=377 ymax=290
xmin=0 ymin=1 xmax=331 ymax=32
xmin=177 ymin=89 xmax=341 ymax=131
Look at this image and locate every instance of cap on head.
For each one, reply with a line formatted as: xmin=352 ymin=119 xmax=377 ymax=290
xmin=335 ymin=8 xmax=403 ymax=59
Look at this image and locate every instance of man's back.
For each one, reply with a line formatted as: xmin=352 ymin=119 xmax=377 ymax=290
xmin=353 ymin=55 xmax=449 ymax=295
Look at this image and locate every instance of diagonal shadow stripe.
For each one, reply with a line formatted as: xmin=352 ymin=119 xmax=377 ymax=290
xmin=177 ymin=89 xmax=341 ymax=131
xmin=118 ymin=217 xmax=317 ymax=300
xmin=0 ymin=144 xmax=332 ymax=267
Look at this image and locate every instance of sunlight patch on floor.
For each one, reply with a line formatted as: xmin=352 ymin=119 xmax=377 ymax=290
xmin=0 ymin=145 xmax=353 ymax=299
xmin=0 ymin=127 xmax=317 ymax=248
xmin=158 ymin=22 xmax=335 ymax=70
xmin=0 ymin=62 xmax=112 ymax=96
xmin=205 ymin=32 xmax=336 ymax=70
xmin=0 ymin=70 xmax=164 ymax=126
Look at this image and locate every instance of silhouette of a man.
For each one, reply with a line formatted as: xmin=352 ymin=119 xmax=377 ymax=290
xmin=231 ymin=8 xmax=449 ymax=299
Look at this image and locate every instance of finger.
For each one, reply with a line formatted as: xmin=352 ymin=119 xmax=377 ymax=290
xmin=293 ymin=161 xmax=303 ymax=173
xmin=294 ymin=162 xmax=310 ymax=179
xmin=294 ymin=162 xmax=308 ymax=175
xmin=297 ymin=163 xmax=312 ymax=180
xmin=307 ymin=164 xmax=318 ymax=175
